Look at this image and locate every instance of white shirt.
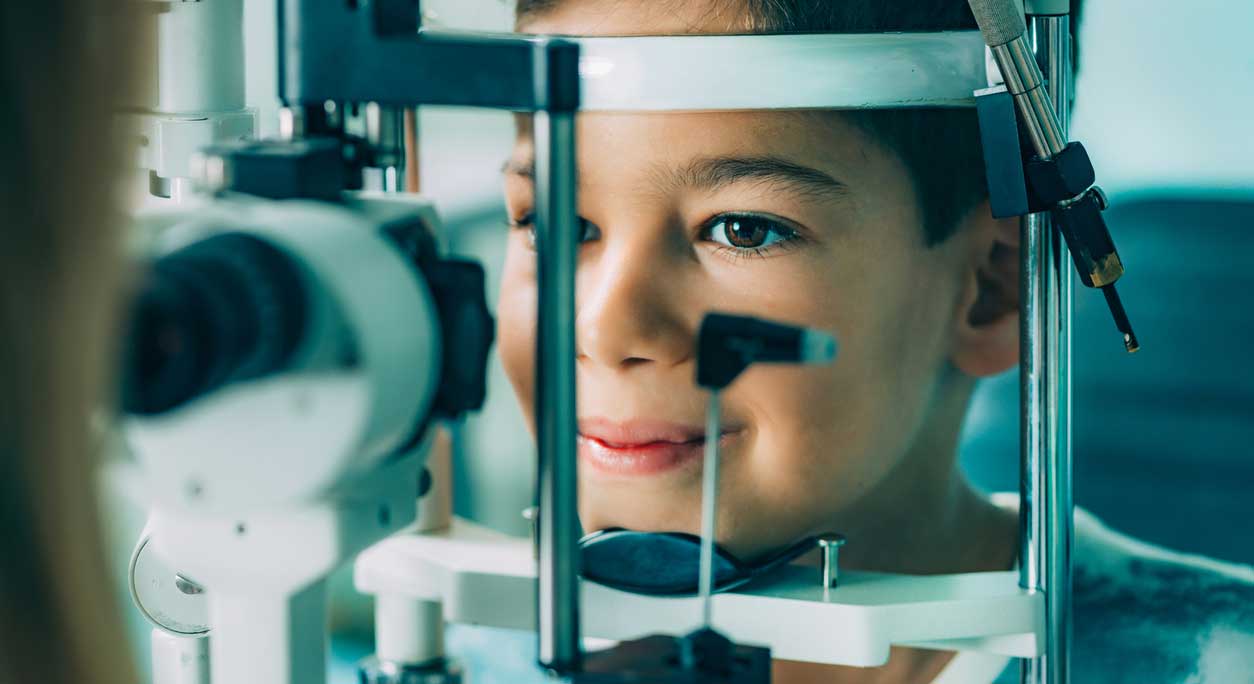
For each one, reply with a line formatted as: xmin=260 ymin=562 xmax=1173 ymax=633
xmin=934 ymin=494 xmax=1254 ymax=684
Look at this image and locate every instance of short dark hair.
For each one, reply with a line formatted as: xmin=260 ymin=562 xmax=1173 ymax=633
xmin=516 ymin=0 xmax=1082 ymax=245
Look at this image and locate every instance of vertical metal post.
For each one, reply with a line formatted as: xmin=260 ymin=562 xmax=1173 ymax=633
xmin=533 ymin=106 xmax=582 ymax=673
xmin=1019 ymin=207 xmax=1047 ymax=684
xmin=697 ymin=391 xmax=722 ymax=628
xmin=1020 ymin=12 xmax=1073 ymax=684
xmin=1040 ymin=16 xmax=1074 ymax=684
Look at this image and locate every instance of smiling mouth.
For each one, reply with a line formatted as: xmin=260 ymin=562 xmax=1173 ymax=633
xmin=576 ymin=419 xmax=743 ymax=476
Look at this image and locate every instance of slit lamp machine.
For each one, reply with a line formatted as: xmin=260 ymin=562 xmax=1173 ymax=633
xmin=116 ymin=1 xmax=1138 ymax=683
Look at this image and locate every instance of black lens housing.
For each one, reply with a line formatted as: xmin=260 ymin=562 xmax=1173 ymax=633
xmin=121 ymin=233 xmax=308 ymax=416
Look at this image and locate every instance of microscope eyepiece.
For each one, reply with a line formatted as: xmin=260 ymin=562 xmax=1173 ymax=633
xmin=121 ymin=233 xmax=308 ymax=416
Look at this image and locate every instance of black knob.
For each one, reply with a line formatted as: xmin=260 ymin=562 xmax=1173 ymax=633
xmin=426 ymin=259 xmax=495 ymax=419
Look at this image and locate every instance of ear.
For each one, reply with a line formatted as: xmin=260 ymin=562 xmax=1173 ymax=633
xmin=950 ymin=201 xmax=1020 ymax=377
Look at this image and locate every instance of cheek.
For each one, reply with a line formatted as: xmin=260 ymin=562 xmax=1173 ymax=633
xmin=497 ymin=244 xmax=538 ymax=424
xmin=870 ymin=245 xmax=965 ymax=403
xmin=719 ymin=242 xmax=958 ymax=525
xmin=726 ymin=365 xmax=883 ymax=520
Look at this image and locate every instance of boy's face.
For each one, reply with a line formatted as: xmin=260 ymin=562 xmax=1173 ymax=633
xmin=498 ymin=1 xmax=1009 ymax=560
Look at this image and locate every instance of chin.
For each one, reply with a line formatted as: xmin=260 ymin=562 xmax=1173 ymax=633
xmin=578 ymin=488 xmax=700 ymax=536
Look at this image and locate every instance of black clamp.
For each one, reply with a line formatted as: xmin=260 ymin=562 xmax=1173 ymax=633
xmin=1026 ymin=141 xmax=1096 ymax=206
xmin=196 ymin=139 xmax=347 ymax=202
xmin=975 ymin=87 xmax=1139 ymax=352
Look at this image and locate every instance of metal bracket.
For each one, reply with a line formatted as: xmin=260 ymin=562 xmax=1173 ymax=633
xmin=279 ymin=0 xmax=578 ymax=112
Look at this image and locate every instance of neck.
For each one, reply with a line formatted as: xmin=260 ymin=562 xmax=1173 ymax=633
xmin=773 ymin=375 xmax=1020 ymax=684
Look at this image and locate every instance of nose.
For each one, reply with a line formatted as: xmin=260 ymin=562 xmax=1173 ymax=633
xmin=577 ymin=239 xmax=694 ymax=371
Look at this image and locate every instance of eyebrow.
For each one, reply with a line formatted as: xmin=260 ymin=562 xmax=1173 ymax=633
xmin=503 ymin=154 xmax=848 ymax=202
xmin=670 ymin=155 xmax=849 ymax=200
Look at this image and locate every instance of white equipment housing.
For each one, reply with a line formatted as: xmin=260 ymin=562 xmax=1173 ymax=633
xmin=137 ymin=0 xmax=256 ymax=201
xmin=125 ymin=195 xmax=445 ymax=684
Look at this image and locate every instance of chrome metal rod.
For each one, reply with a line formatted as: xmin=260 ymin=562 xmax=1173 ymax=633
xmin=1019 ymin=211 xmax=1044 ymax=595
xmin=697 ymin=391 xmax=722 ymax=628
xmin=534 ymin=109 xmax=582 ymax=672
xmin=1040 ymin=15 xmax=1075 ymax=684
xmin=990 ymin=36 xmax=1067 ymax=159
xmin=1020 ymin=210 xmax=1050 ymax=684
xmin=1020 ymin=13 xmax=1074 ymax=684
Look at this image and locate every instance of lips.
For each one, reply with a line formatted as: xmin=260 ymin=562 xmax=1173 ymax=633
xmin=577 ymin=418 xmax=740 ymax=476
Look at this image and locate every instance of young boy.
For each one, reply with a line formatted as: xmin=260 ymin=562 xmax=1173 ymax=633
xmin=487 ymin=1 xmax=1254 ymax=682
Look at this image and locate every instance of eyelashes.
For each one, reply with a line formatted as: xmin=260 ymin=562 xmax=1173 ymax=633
xmin=506 ymin=211 xmax=805 ymax=261
xmin=506 ymin=213 xmax=601 ymax=249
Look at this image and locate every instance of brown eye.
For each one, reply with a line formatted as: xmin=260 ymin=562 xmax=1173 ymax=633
xmin=706 ymin=214 xmax=796 ymax=251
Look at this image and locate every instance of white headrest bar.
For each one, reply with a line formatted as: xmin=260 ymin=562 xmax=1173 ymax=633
xmin=575 ymin=31 xmax=990 ymax=112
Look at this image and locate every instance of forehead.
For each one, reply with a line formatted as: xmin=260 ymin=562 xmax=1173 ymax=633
xmin=518 ymin=0 xmax=753 ymax=35
xmin=513 ymin=110 xmax=879 ymax=182
xmin=512 ymin=0 xmax=910 ymax=200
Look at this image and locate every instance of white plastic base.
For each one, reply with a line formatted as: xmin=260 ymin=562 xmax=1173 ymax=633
xmin=355 ymin=520 xmax=1044 ymax=668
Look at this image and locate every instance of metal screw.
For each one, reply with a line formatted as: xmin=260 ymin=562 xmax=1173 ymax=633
xmin=817 ymin=533 xmax=847 ymax=589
